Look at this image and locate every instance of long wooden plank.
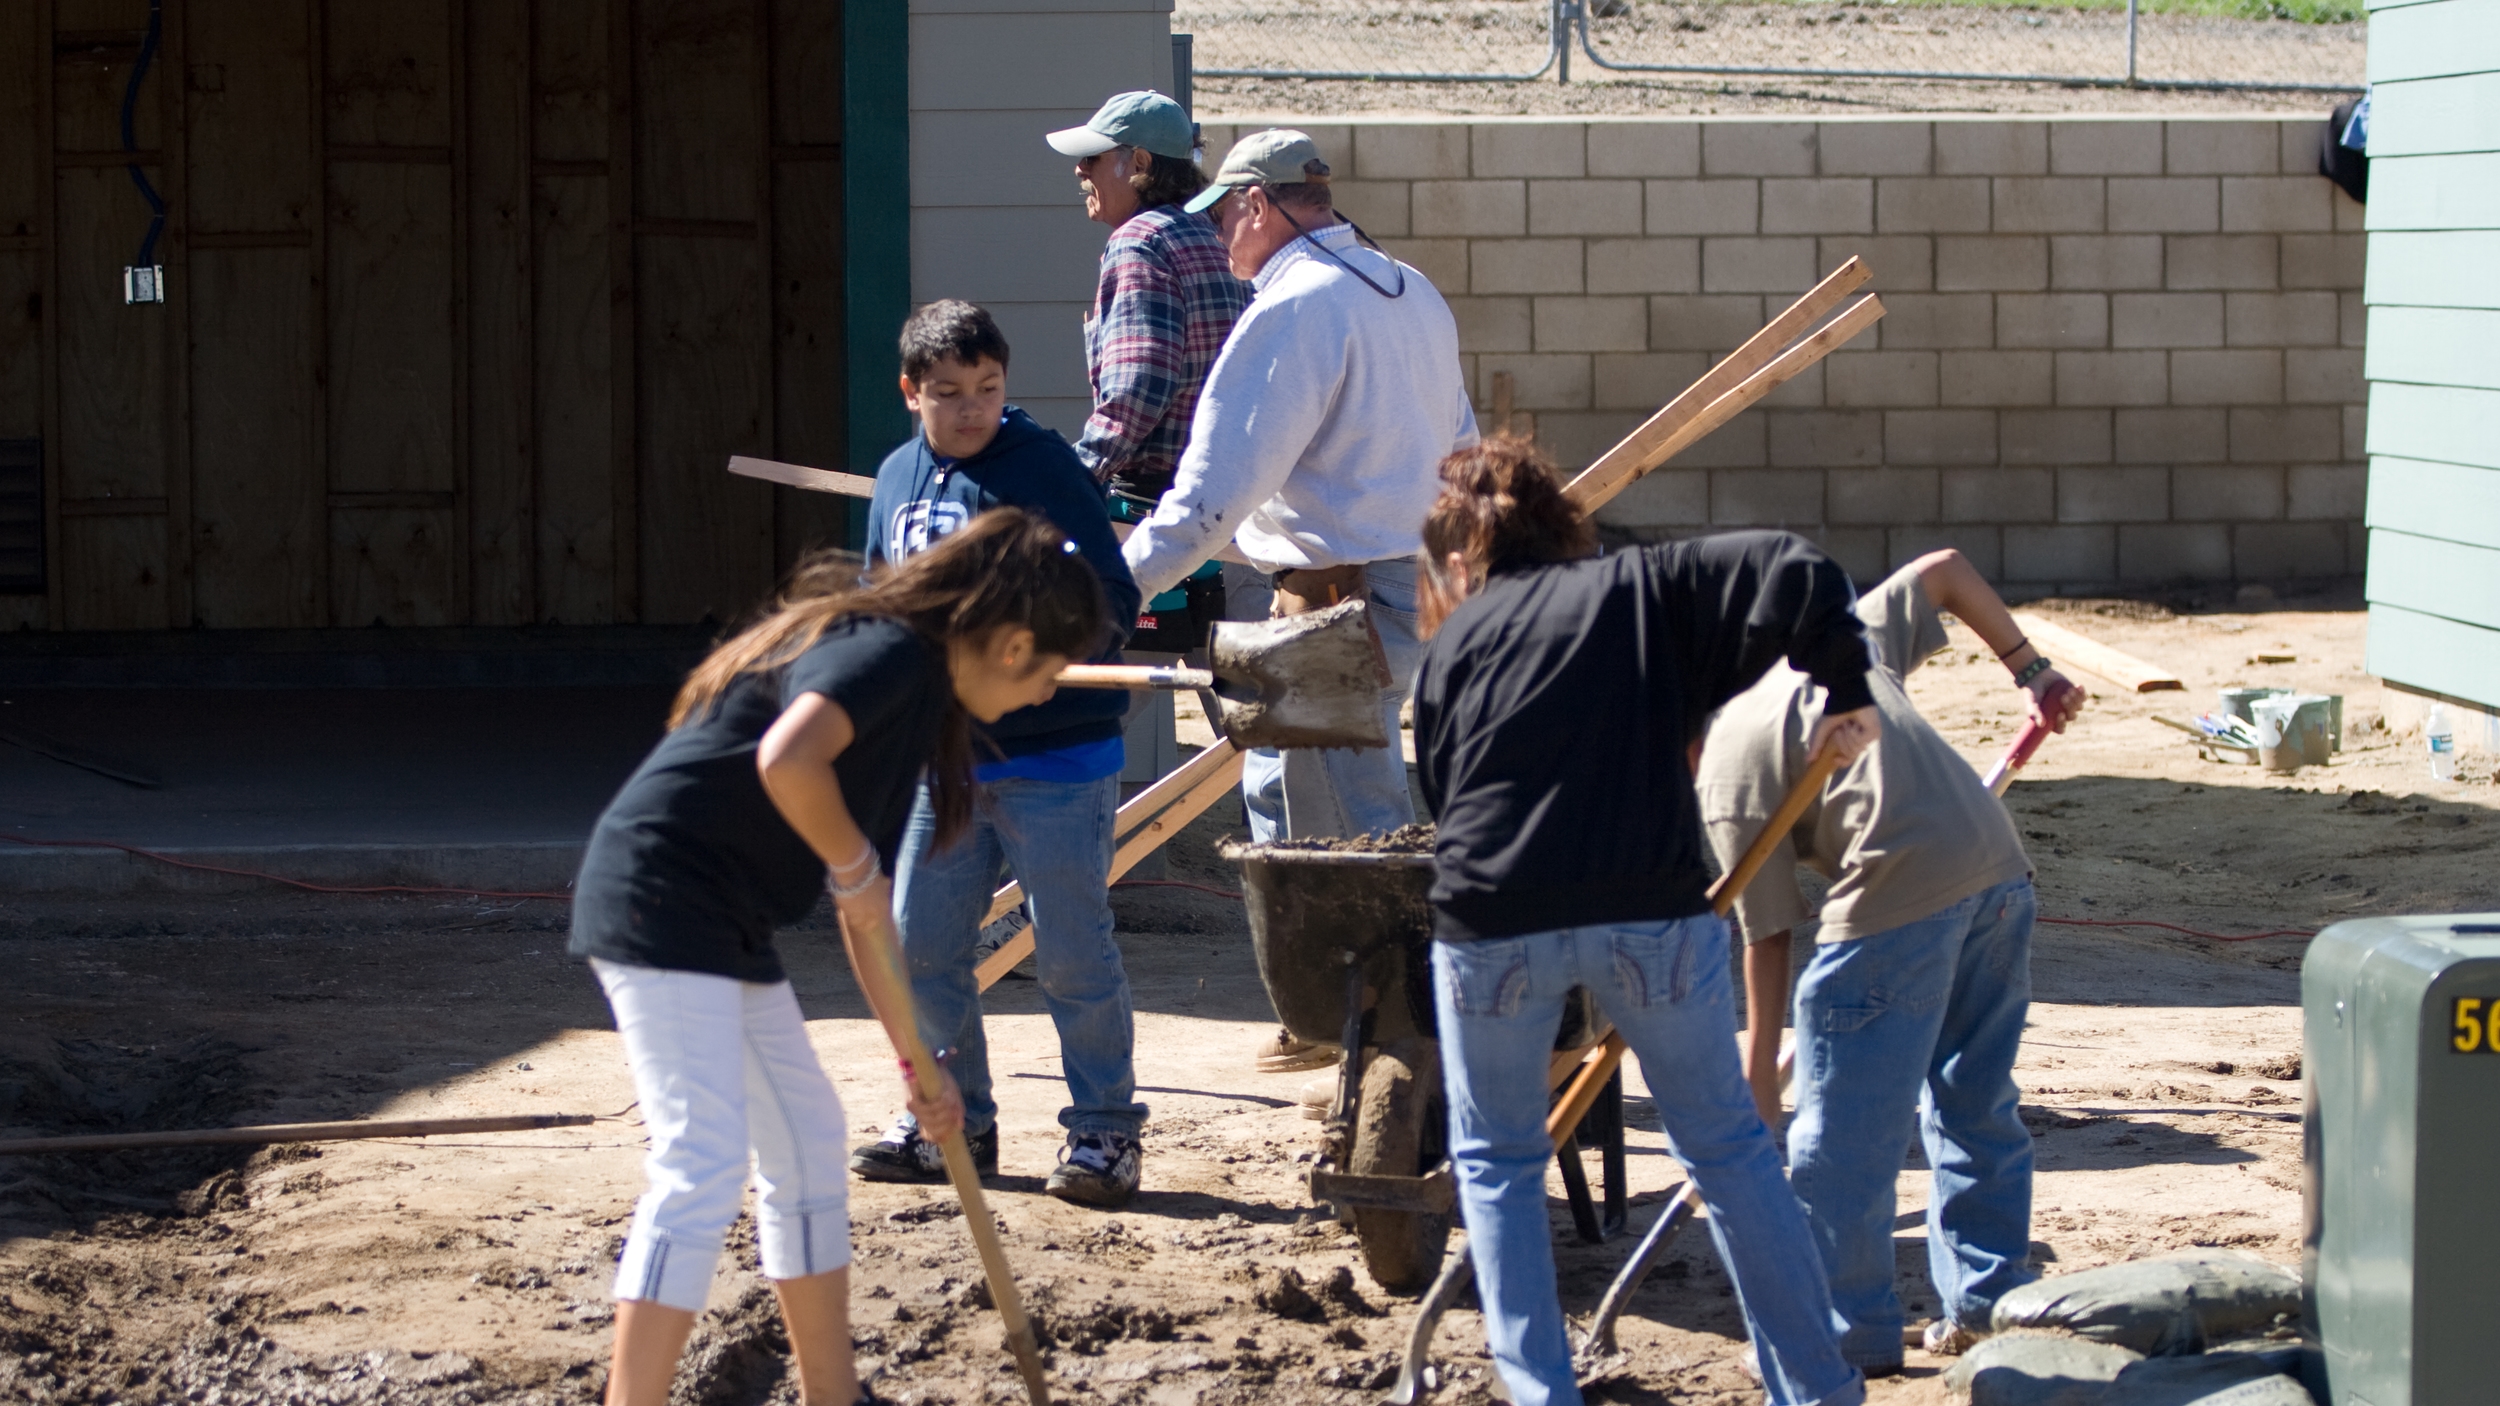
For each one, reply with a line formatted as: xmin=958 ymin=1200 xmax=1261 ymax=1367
xmin=2011 ymin=612 xmax=2184 ymax=693
xmin=1563 ymin=257 xmax=1870 ymax=511
xmin=0 ymin=1113 xmax=592 ymax=1157
xmin=975 ymin=738 xmax=1241 ymax=933
xmin=1573 ymin=293 xmax=1885 ymax=515
xmin=467 ymin=0 xmax=533 ymax=625
xmin=974 ymin=742 xmax=1247 ymax=988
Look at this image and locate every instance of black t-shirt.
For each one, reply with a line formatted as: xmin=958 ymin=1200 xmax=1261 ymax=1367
xmin=568 ymin=616 xmax=951 ymax=983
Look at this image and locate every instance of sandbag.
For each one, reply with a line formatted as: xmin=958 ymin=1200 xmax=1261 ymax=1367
xmin=1945 ymin=1332 xmax=2142 ymax=1406
xmin=2105 ymin=1349 xmax=2318 ymax=1405
xmin=1989 ymin=1251 xmax=2303 ymax=1356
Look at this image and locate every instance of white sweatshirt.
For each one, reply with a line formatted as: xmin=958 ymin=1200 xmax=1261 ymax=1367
xmin=1121 ymin=221 xmax=1479 ymax=599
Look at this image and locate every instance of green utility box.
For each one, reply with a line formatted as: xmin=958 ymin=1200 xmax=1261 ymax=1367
xmin=2303 ymin=914 xmax=2500 ymax=1406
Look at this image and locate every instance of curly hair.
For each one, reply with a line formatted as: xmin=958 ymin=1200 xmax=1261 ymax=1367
xmin=1418 ymin=438 xmax=1598 ymax=635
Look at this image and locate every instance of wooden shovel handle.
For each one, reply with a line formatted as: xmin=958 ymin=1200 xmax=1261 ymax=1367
xmin=1055 ymin=664 xmax=1217 ymax=690
xmin=1546 ymin=747 xmax=1845 ymax=1147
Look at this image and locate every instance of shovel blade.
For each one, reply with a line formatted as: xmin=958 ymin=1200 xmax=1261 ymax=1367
xmin=1208 ymin=600 xmax=1391 ymax=751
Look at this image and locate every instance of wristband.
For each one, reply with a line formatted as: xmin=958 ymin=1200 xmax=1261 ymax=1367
xmin=828 ymin=840 xmax=876 ymax=880
xmin=1995 ymin=634 xmax=2031 ymax=662
xmin=829 ymin=855 xmax=884 ymax=900
xmin=2012 ymin=655 xmax=2054 ymax=689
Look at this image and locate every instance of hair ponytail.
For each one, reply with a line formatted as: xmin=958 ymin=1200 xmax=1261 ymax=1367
xmin=670 ymin=509 xmax=1109 ymax=848
xmin=1419 ymin=439 xmax=1597 ymax=632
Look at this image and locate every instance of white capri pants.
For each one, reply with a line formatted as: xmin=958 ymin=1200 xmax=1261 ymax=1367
xmin=593 ymin=958 xmax=853 ymax=1311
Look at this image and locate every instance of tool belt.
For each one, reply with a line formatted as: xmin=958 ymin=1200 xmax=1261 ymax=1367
xmin=1271 ymin=562 xmax=1395 ymax=688
xmin=1270 ymin=563 xmax=1369 ymax=617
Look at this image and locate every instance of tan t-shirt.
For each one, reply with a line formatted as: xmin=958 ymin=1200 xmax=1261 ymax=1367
xmin=1696 ymin=565 xmax=2031 ymax=946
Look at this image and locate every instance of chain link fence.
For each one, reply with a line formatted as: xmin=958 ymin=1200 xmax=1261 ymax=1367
xmin=1175 ymin=0 xmax=2363 ymax=95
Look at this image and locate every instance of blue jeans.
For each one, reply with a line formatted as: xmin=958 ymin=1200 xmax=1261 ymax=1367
xmin=890 ymin=774 xmax=1145 ymax=1140
xmin=1240 ymin=557 xmax=1420 ymax=841
xmin=1434 ymin=916 xmax=1864 ymax=1406
xmin=1788 ymin=878 xmax=2037 ymax=1364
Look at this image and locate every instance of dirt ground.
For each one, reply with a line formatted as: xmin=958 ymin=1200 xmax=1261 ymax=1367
xmin=1188 ymin=0 xmax=2363 ymax=118
xmin=3 ymin=582 xmax=2494 ymax=1405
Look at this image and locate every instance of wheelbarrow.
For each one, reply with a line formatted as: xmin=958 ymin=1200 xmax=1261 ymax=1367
xmin=1219 ymin=841 xmax=1630 ymax=1293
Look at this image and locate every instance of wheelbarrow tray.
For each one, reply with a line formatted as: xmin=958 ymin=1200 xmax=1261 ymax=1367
xmin=1220 ymin=842 xmax=1437 ymax=1050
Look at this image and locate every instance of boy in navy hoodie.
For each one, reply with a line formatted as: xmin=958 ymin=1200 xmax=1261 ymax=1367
xmin=848 ymin=300 xmax=1150 ymax=1207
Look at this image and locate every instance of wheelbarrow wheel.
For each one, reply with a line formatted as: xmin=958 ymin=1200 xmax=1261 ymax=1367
xmin=1349 ymin=1036 xmax=1450 ymax=1293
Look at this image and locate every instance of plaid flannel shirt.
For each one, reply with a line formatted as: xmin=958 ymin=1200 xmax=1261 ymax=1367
xmin=1076 ymin=204 xmax=1248 ymax=500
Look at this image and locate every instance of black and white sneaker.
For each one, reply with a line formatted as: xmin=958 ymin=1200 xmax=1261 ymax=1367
xmin=1045 ymin=1131 xmax=1141 ymax=1208
xmin=847 ymin=1121 xmax=998 ymax=1184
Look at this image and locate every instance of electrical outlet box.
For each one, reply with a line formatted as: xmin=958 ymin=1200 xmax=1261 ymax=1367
xmin=123 ymin=265 xmax=165 ymax=304
xmin=2303 ymin=914 xmax=2500 ymax=1406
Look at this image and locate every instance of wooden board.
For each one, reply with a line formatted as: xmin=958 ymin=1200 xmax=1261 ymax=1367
xmin=2010 ymin=612 xmax=2184 ymax=693
xmin=771 ymin=157 xmax=847 ymax=565
xmin=466 ymin=0 xmax=534 ymax=625
xmin=633 ymin=0 xmax=759 ymax=225
xmin=330 ymin=504 xmax=455 ymax=626
xmin=636 ymin=234 xmax=771 ymax=623
xmin=326 ymin=162 xmax=456 ymax=494
xmin=533 ymin=173 xmax=615 ymax=623
xmin=0 ymin=1 xmax=37 ymax=240
xmin=59 ymin=513 xmax=168 ymax=630
xmin=54 ymin=166 xmax=166 ymax=501
xmin=186 ymin=0 xmax=316 ymax=235
xmin=0 ymin=252 xmax=37 ymax=441
xmin=50 ymin=27 xmax=154 ymax=155
xmin=324 ymin=0 xmax=452 ymax=149
xmin=190 ymin=247 xmax=321 ymax=626
xmin=531 ymin=0 xmax=609 ymax=164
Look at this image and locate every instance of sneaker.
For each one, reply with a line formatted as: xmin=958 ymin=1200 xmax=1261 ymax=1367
xmin=848 ymin=1121 xmax=998 ymax=1184
xmin=1297 ymin=1072 xmax=1335 ymax=1121
xmin=1923 ymin=1318 xmax=1986 ymax=1356
xmin=1255 ymin=1026 xmax=1340 ymax=1074
xmin=1045 ymin=1131 xmax=1141 ymax=1208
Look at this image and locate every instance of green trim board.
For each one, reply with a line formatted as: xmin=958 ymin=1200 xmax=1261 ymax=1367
xmin=2366 ymin=529 xmax=2500 ymax=633
xmin=2367 ymin=457 xmax=2500 ymax=549
xmin=2365 ymin=599 xmax=2500 ymax=712
xmin=2365 ymin=383 xmax=2500 ymax=471
xmin=2365 ymin=307 xmax=2500 ymax=390
xmin=2367 ymin=0 xmax=2500 ymax=83
xmin=2369 ymin=72 xmax=2500 ymax=157
xmin=2366 ymin=231 xmax=2500 ymax=310
xmin=2365 ymin=153 xmax=2500 ymax=232
xmin=844 ymin=0 xmax=911 ymax=546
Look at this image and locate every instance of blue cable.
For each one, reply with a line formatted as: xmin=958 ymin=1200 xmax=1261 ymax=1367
xmin=121 ymin=0 xmax=166 ymax=270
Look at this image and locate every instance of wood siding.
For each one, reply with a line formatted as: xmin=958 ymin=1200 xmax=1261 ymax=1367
xmin=2363 ymin=0 xmax=2500 ymax=708
xmin=0 ymin=0 xmax=846 ymax=630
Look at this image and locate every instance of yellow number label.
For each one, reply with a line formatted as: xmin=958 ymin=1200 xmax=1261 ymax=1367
xmin=2455 ymin=997 xmax=2489 ymax=1053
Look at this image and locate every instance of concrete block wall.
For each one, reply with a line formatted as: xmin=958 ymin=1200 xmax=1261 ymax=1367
xmin=1197 ymin=114 xmax=2365 ymax=590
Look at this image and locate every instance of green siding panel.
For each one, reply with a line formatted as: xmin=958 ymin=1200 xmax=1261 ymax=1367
xmin=2366 ymin=383 xmax=2500 ymax=472
xmin=2368 ymin=0 xmax=2500 ymax=84
xmin=2370 ymin=72 xmax=2500 ymax=157
xmin=2365 ymin=600 xmax=2500 ymax=711
xmin=2367 ymin=153 xmax=2500 ymax=232
xmin=2366 ymin=530 xmax=2500 ymax=632
xmin=2366 ymin=231 xmax=2500 ymax=310
xmin=845 ymin=0 xmax=911 ymax=505
xmin=2367 ymin=456 xmax=2500 ymax=548
xmin=2365 ymin=307 xmax=2500 ymax=389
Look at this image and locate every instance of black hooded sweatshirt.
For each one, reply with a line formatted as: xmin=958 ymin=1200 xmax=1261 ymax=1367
xmin=1414 ymin=531 xmax=1875 ymax=943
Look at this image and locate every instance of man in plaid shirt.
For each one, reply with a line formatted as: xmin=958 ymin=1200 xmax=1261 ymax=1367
xmin=1050 ymin=92 xmax=1249 ymax=508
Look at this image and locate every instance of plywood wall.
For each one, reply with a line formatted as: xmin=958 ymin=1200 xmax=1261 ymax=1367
xmin=0 ymin=0 xmax=848 ymax=632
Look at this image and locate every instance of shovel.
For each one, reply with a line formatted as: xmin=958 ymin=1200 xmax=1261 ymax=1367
xmin=1053 ymin=598 xmax=1389 ymax=752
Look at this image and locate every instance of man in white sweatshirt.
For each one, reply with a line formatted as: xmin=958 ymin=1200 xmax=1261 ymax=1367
xmin=1123 ymin=130 xmax=1477 ymax=866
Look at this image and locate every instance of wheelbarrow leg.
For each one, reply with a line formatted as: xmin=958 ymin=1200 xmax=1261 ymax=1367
xmin=1382 ymin=1241 xmax=1474 ymax=1406
xmin=1554 ymin=1129 xmax=1605 ymax=1245
xmin=1584 ymin=1070 xmax=1627 ymax=1240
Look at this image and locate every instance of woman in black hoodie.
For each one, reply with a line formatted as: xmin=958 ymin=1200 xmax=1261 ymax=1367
xmin=1409 ymin=442 xmax=1879 ymax=1406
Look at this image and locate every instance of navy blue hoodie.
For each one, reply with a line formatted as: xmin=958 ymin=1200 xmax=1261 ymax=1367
xmin=866 ymin=406 xmax=1142 ymax=760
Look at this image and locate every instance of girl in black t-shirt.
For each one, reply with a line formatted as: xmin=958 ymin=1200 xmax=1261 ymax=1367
xmin=569 ymin=510 xmax=1108 ymax=1406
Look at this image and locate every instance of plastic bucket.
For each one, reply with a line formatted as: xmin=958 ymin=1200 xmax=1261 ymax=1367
xmin=2221 ymin=686 xmax=2289 ymax=724
xmin=2255 ymin=696 xmax=2332 ymax=772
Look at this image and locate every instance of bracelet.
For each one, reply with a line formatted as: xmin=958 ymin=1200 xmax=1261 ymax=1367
xmin=829 ymin=855 xmax=884 ymax=900
xmin=828 ymin=840 xmax=876 ymax=881
xmin=2013 ymin=655 xmax=2055 ymax=689
xmin=1995 ymin=634 xmax=2031 ymax=662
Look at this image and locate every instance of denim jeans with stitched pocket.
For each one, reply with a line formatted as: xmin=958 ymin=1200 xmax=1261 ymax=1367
xmin=1787 ymin=877 xmax=2037 ymax=1365
xmin=890 ymin=772 xmax=1144 ymax=1141
xmin=1239 ymin=557 xmax=1420 ymax=841
xmin=1433 ymin=915 xmax=1864 ymax=1406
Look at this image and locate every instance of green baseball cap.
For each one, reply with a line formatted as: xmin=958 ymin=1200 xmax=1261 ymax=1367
xmin=1045 ymin=91 xmax=1195 ymax=162
xmin=1182 ymin=129 xmax=1330 ymax=215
